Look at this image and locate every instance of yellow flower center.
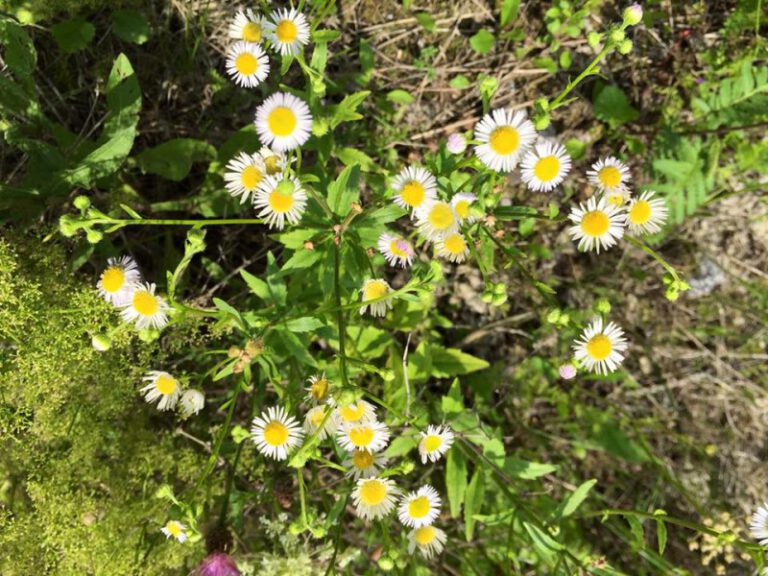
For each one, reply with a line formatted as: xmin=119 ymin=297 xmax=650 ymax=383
xmin=414 ymin=526 xmax=435 ymax=545
xmin=400 ymin=181 xmax=425 ymax=207
xmin=443 ymin=234 xmax=466 ymax=255
xmin=268 ymin=190 xmax=294 ymax=213
xmin=629 ymin=200 xmax=652 ymax=225
xmin=166 ymin=522 xmax=182 ymax=537
xmin=101 ymin=267 xmax=125 ymax=293
xmin=267 ymin=107 xmax=297 ymax=137
xmin=586 ymin=334 xmax=612 ymax=361
xmin=489 ymin=126 xmax=519 ymax=155
xmin=349 ymin=426 xmax=375 ymax=448
xmin=427 ymin=203 xmax=455 ymax=231
xmin=408 ymin=496 xmax=431 ymax=519
xmin=359 ymin=480 xmax=387 ymax=506
xmin=264 ymin=155 xmax=282 ymax=175
xmin=235 ymin=52 xmax=258 ymax=76
xmin=156 ymin=374 xmax=177 ymax=395
xmin=606 ymin=192 xmax=626 ymax=207
xmin=133 ymin=290 xmax=159 ymax=316
xmin=339 ymin=403 xmax=366 ymax=422
xmin=240 ymin=165 xmax=263 ymax=190
xmin=310 ymin=378 xmax=329 ymax=400
xmin=534 ymin=155 xmax=560 ymax=182
xmin=424 ymin=435 xmax=442 ymax=452
xmin=309 ymin=408 xmax=326 ymax=427
xmin=389 ymin=240 xmax=409 ymax=258
xmin=263 ymin=421 xmax=289 ymax=446
xmin=276 ymin=19 xmax=298 ymax=43
xmin=598 ymin=166 xmax=622 ymax=189
xmin=454 ymin=200 xmax=470 ymax=219
xmin=352 ymin=449 xmax=374 ymax=469
xmin=363 ymin=281 xmax=389 ymax=301
xmin=580 ymin=211 xmax=610 ymax=237
xmin=242 ymin=21 xmax=262 ymax=43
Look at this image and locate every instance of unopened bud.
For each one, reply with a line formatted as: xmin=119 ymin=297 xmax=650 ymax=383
xmin=623 ymin=4 xmax=643 ymax=26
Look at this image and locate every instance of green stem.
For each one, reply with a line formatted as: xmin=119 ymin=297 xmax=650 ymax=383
xmin=92 ymin=217 xmax=265 ymax=227
xmin=197 ymin=378 xmax=243 ymax=488
xmin=624 ymin=234 xmax=681 ymax=281
xmin=333 ymin=243 xmax=349 ymax=387
xmin=550 ymin=44 xmax=612 ymax=111
xmin=218 ymin=441 xmax=244 ymax=526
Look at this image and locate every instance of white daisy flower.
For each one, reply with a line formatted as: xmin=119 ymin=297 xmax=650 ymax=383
xmin=337 ymin=421 xmax=390 ymax=453
xmin=435 ymin=233 xmax=469 ymax=263
xmin=520 ymin=141 xmax=572 ymax=192
xmin=343 ymin=449 xmax=389 ymax=480
xmin=228 ymin=9 xmax=267 ymax=44
xmin=377 ymin=233 xmax=415 ymax=268
xmin=226 ymin=41 xmax=269 ymax=88
xmin=251 ymin=406 xmax=304 ymax=461
xmin=254 ymin=91 xmax=313 ymax=152
xmin=625 ymin=191 xmax=668 ymax=235
xmin=351 ymin=477 xmax=399 ymax=521
xmin=408 ymin=525 xmax=447 ymax=559
xmin=224 ymin=152 xmax=266 ymax=203
xmin=450 ymin=192 xmax=477 ymax=224
xmin=572 ymin=317 xmax=628 ymax=375
xmin=418 ymin=425 xmax=455 ymax=464
xmin=97 ymin=255 xmax=140 ymax=306
xmin=161 ymin=520 xmax=187 ymax=543
xmin=305 ymin=373 xmax=331 ymax=404
xmin=264 ymin=7 xmax=310 ymax=57
xmin=391 ymin=166 xmax=437 ymax=213
xmin=398 ymin=485 xmax=442 ymax=528
xmin=179 ymin=389 xmax=205 ymax=418
xmin=259 ymin=146 xmax=287 ymax=176
xmin=359 ymin=279 xmax=394 ymax=317
xmin=120 ymin=282 xmax=170 ymax=330
xmin=474 ymin=108 xmax=537 ymax=172
xmin=141 ymin=371 xmax=181 ymax=412
xmin=253 ymin=175 xmax=307 ymax=230
xmin=750 ymin=502 xmax=768 ymax=545
xmin=587 ymin=156 xmax=631 ymax=194
xmin=567 ymin=196 xmax=625 ymax=253
xmin=334 ymin=400 xmax=377 ymax=427
xmin=416 ymin=201 xmax=460 ymax=241
xmin=303 ymin=405 xmax=335 ymax=440
xmin=604 ymin=188 xmax=633 ymax=207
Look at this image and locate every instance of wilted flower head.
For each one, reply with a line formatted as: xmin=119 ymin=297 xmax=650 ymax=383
xmin=197 ymin=552 xmax=240 ymax=576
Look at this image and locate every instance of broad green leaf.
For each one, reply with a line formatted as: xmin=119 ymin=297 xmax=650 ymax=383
xmin=334 ymin=147 xmax=376 ymax=172
xmin=384 ymin=435 xmax=417 ymax=458
xmin=483 ymin=437 xmax=505 ymax=467
xmin=312 ymin=29 xmax=341 ymax=43
xmin=51 ymin=18 xmax=95 ymax=54
xmin=327 ymin=164 xmax=361 ymax=216
xmin=523 ymin=522 xmax=564 ymax=563
xmin=446 ymin=448 xmax=468 ymax=517
xmin=593 ymin=84 xmax=639 ymax=127
xmin=270 ymin=327 xmax=317 ymax=367
xmin=386 ymin=89 xmax=414 ymax=105
xmin=591 ymin=421 xmax=649 ymax=463
xmin=430 ymin=346 xmax=489 ymax=377
xmin=240 ymin=269 xmax=270 ymax=301
xmin=112 ymin=10 xmax=151 ymax=45
xmin=135 ymin=138 xmax=216 ymax=181
xmin=464 ymin=468 xmax=485 ymax=541
xmin=441 ymin=378 xmax=463 ymax=415
xmin=330 ymin=91 xmax=370 ymax=129
xmin=280 ymin=248 xmax=322 ymax=272
xmin=213 ymin=298 xmax=246 ymax=330
xmin=284 ymin=317 xmax=324 ymax=333
xmin=470 ymin=29 xmax=495 ymax=54
xmin=500 ymin=0 xmax=521 ymax=27
xmin=415 ymin=12 xmax=435 ymax=32
xmin=449 ymin=74 xmax=471 ymax=90
xmin=555 ymin=479 xmax=597 ymax=519
xmin=0 ymin=18 xmax=36 ymax=75
xmin=505 ymin=458 xmax=556 ymax=479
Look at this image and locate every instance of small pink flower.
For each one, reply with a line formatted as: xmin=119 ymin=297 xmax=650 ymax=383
xmin=197 ymin=552 xmax=240 ymax=576
xmin=559 ymin=364 xmax=577 ymax=380
xmin=446 ymin=133 xmax=467 ymax=154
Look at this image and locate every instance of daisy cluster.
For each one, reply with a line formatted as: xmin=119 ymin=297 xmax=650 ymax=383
xmin=249 ymin=373 xmax=454 ymax=560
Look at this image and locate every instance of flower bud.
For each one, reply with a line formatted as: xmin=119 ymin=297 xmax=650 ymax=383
xmin=559 ymin=364 xmax=577 ymax=380
xmin=445 ymin=133 xmax=467 ymax=154
xmin=73 ymin=196 xmax=91 ymax=210
xmin=609 ymin=29 xmax=626 ymax=43
xmin=623 ymin=4 xmax=643 ymax=26
xmin=595 ymin=298 xmax=611 ymax=314
xmin=587 ymin=32 xmax=602 ymax=47
xmin=86 ymin=229 xmax=104 ymax=244
xmin=58 ymin=214 xmax=81 ymax=237
xmin=618 ymin=39 xmax=634 ymax=55
xmin=91 ymin=333 xmax=112 ymax=352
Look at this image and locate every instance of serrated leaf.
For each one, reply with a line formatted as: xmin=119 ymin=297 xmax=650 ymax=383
xmin=331 ymin=91 xmax=370 ymax=129
xmin=593 ymin=84 xmax=639 ymax=127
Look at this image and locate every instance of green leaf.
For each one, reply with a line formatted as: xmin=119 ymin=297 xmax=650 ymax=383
xmin=112 ymin=10 xmax=151 ymax=45
xmin=430 ymin=346 xmax=490 ymax=377
xmin=414 ymin=12 xmax=435 ymax=32
xmin=386 ymin=89 xmax=415 ymax=105
xmin=284 ymin=317 xmax=324 ymax=333
xmin=51 ymin=18 xmax=95 ymax=54
xmin=312 ymin=29 xmax=340 ymax=43
xmin=592 ymin=421 xmax=649 ymax=463
xmin=469 ymin=29 xmax=495 ymax=54
xmin=441 ymin=378 xmax=464 ymax=416
xmin=500 ymin=0 xmax=521 ymax=27
xmin=385 ymin=435 xmax=418 ymax=458
xmin=240 ymin=270 xmax=270 ymax=301
xmin=333 ymin=147 xmax=376 ymax=172
xmin=213 ymin=297 xmax=246 ymax=330
xmin=280 ymin=248 xmax=322 ymax=272
xmin=523 ymin=522 xmax=564 ymax=562
xmin=593 ymin=84 xmax=639 ymax=127
xmin=449 ymin=74 xmax=471 ymax=90
xmin=464 ymin=468 xmax=485 ymax=541
xmin=135 ymin=138 xmax=216 ymax=181
xmin=656 ymin=520 xmax=667 ymax=555
xmin=330 ymin=91 xmax=370 ymax=129
xmin=446 ymin=448 xmax=468 ymax=517
xmin=555 ymin=479 xmax=597 ymax=519
xmin=505 ymin=458 xmax=556 ymax=479
xmin=0 ymin=18 xmax=36 ymax=75
xmin=270 ymin=328 xmax=317 ymax=367
xmin=327 ymin=164 xmax=361 ymax=217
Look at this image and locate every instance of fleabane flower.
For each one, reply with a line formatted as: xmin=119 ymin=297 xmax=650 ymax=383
xmin=416 ymin=201 xmax=459 ymax=241
xmin=352 ymin=477 xmax=399 ymax=521
xmin=750 ymin=502 xmax=768 ymax=545
xmin=254 ymin=175 xmax=307 ymax=230
xmin=625 ymin=191 xmax=668 ymax=235
xmin=398 ymin=485 xmax=442 ymax=528
xmin=337 ymin=421 xmax=390 ymax=453
xmin=254 ymin=92 xmax=313 ymax=152
xmin=226 ymin=42 xmax=269 ymax=88
xmin=259 ymin=146 xmax=287 ymax=176
xmin=343 ymin=449 xmax=388 ymax=480
xmin=572 ymin=317 xmax=628 ymax=375
xmin=359 ymin=279 xmax=394 ymax=317
xmin=141 ymin=371 xmax=181 ymax=411
xmin=228 ymin=9 xmax=267 ymax=44
xmin=392 ymin=167 xmax=437 ymax=213
xmin=161 ymin=520 xmax=187 ymax=543
xmin=587 ymin=157 xmax=631 ymax=195
xmin=224 ymin=152 xmax=266 ymax=203
xmin=98 ymin=255 xmax=141 ymax=306
xmin=450 ymin=192 xmax=477 ymax=224
xmin=251 ymin=406 xmax=304 ymax=461
xmin=408 ymin=525 xmax=447 ymax=559
xmin=418 ymin=425 xmax=454 ymax=464
xmin=120 ymin=282 xmax=170 ymax=330
xmin=303 ymin=405 xmax=335 ymax=440
xmin=474 ymin=108 xmax=536 ymax=172
xmin=306 ymin=373 xmax=331 ymax=404
xmin=264 ymin=8 xmax=310 ymax=56
xmin=520 ymin=141 xmax=572 ymax=192
xmin=378 ymin=233 xmax=415 ymax=268
xmin=435 ymin=232 xmax=469 ymax=263
xmin=567 ymin=196 xmax=625 ymax=253
xmin=179 ymin=389 xmax=205 ymax=418
xmin=446 ymin=133 xmax=467 ymax=154
xmin=334 ymin=400 xmax=377 ymax=427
